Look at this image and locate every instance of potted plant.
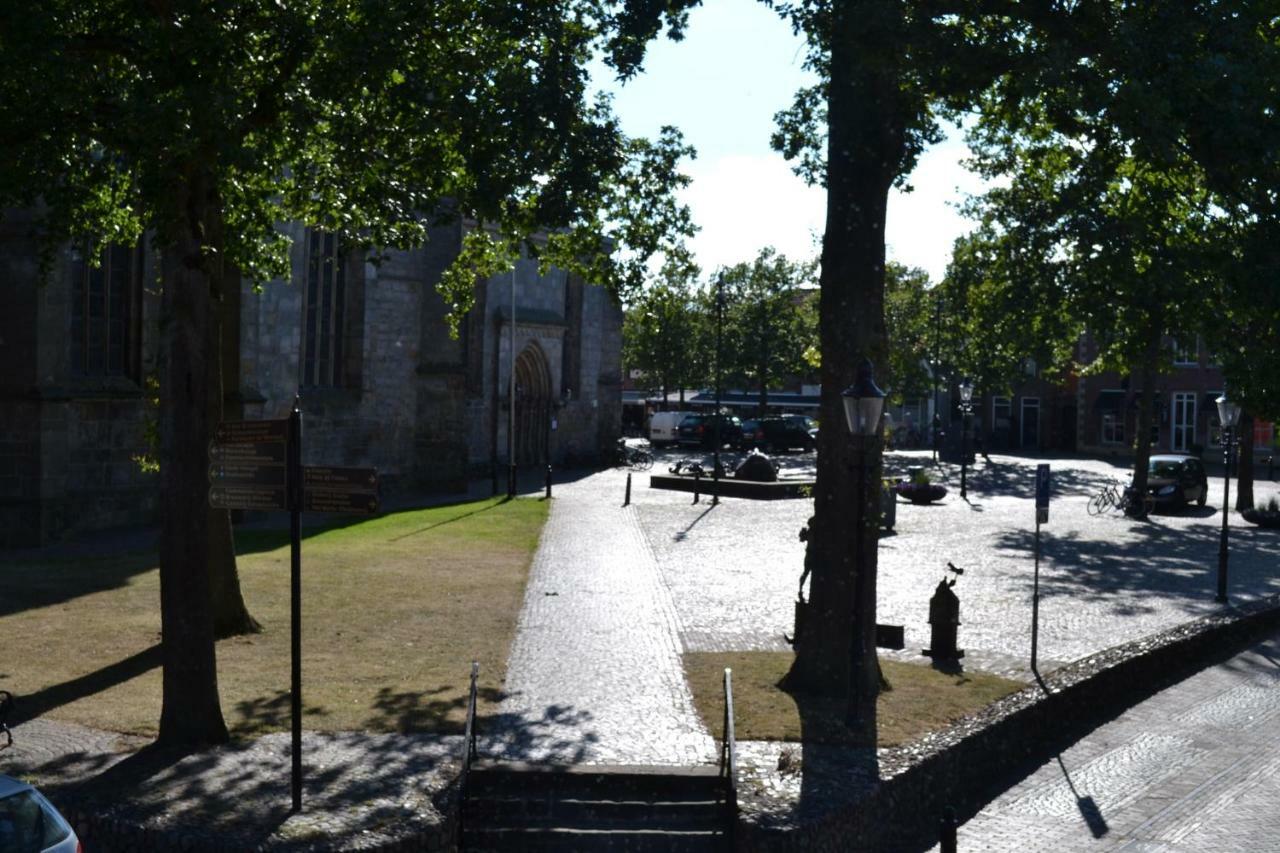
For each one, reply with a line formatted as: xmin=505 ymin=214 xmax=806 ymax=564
xmin=1242 ymin=496 xmax=1280 ymax=528
xmin=894 ymin=468 xmax=948 ymax=505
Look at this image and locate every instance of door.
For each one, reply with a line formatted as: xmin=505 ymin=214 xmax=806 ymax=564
xmin=1172 ymin=392 xmax=1197 ymax=452
xmin=1020 ymin=397 xmax=1040 ymax=449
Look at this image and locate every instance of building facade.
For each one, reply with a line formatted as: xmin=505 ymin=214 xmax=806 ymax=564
xmin=0 ymin=216 xmax=622 ymax=547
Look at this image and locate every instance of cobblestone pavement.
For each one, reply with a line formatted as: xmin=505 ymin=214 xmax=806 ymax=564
xmin=928 ymin=628 xmax=1280 ymax=852
xmin=634 ymin=449 xmax=1280 ymax=682
xmin=488 ymin=469 xmax=716 ymax=765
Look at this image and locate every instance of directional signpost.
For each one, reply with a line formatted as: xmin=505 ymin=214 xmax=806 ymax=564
xmin=207 ymin=404 xmax=379 ymax=814
xmin=1032 ymin=464 xmax=1050 ymax=674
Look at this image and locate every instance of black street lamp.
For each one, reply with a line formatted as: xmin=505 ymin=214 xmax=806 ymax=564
xmin=841 ymin=358 xmax=885 ymax=731
xmin=1215 ymin=392 xmax=1242 ymax=604
xmin=712 ymin=275 xmax=725 ymax=506
xmin=958 ymin=378 xmax=974 ymax=501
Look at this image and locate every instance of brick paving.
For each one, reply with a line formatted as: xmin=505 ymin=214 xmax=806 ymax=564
xmin=927 ymin=629 xmax=1280 ymax=852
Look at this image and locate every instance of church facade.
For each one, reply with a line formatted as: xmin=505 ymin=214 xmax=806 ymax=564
xmin=0 ymin=215 xmax=622 ymax=547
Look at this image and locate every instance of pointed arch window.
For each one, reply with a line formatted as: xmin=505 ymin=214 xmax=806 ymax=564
xmin=70 ymin=243 xmax=143 ymax=380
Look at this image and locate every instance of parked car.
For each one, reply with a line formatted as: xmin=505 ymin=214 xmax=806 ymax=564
xmin=648 ymin=411 xmax=690 ymax=447
xmin=741 ymin=415 xmax=817 ymax=452
xmin=0 ymin=775 xmax=81 ymax=852
xmin=1145 ymin=453 xmax=1209 ymax=510
xmin=677 ymin=414 xmax=743 ymax=449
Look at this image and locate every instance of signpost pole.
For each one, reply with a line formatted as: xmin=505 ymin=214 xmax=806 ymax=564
xmin=289 ymin=400 xmax=303 ymax=813
xmin=1032 ymin=464 xmax=1050 ymax=675
xmin=1032 ymin=514 xmax=1040 ymax=673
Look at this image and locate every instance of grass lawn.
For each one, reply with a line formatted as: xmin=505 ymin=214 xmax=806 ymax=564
xmin=684 ymin=651 xmax=1022 ymax=747
xmin=0 ymin=496 xmax=547 ymax=739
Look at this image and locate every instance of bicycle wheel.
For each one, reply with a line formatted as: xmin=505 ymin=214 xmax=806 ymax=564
xmin=1087 ymin=493 xmax=1107 ymax=516
xmin=632 ymin=450 xmax=654 ymax=471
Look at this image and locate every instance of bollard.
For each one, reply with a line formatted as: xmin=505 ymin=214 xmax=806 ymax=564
xmin=545 ymin=464 xmax=552 ymax=499
xmin=693 ymin=469 xmax=701 ymax=504
xmin=624 ymin=471 xmax=632 ymax=506
xmin=939 ymin=806 xmax=957 ymax=853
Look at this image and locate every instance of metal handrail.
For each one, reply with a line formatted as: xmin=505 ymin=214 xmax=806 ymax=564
xmin=719 ymin=668 xmax=737 ymax=805
xmin=458 ymin=661 xmax=479 ymax=842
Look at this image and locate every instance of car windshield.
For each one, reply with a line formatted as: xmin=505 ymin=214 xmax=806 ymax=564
xmin=0 ymin=789 xmax=71 ymax=852
xmin=1149 ymin=460 xmax=1184 ymax=478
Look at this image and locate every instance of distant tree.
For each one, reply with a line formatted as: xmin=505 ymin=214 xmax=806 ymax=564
xmin=881 ymin=262 xmax=936 ymax=406
xmin=0 ymin=0 xmax=693 ymax=746
xmin=718 ymin=248 xmax=817 ymax=414
xmin=623 ymin=264 xmax=705 ymax=408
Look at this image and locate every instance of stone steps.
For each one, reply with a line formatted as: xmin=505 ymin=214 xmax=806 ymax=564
xmin=462 ymin=762 xmax=733 ymax=852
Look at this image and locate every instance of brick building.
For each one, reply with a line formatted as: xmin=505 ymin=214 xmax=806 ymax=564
xmin=0 ymin=217 xmax=622 ymax=546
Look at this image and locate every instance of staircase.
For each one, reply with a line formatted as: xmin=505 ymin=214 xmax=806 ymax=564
xmin=460 ymin=761 xmax=735 ymax=852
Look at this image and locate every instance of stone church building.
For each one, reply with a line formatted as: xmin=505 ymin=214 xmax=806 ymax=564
xmin=0 ymin=214 xmax=622 ymax=547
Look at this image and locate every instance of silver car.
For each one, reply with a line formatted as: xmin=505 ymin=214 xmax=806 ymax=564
xmin=0 ymin=775 xmax=80 ymax=853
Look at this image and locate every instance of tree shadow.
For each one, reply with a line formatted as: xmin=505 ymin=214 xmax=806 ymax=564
xmin=231 ymin=689 xmax=331 ymax=735
xmin=673 ymin=504 xmax=719 ymax=542
xmin=362 ymin=684 xmax=506 ymax=735
xmin=6 ymin=645 xmax=163 ymax=725
xmin=0 ymin=551 xmax=158 ymax=619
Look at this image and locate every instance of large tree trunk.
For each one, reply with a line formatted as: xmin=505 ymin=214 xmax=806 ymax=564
xmin=1128 ymin=327 xmax=1162 ymax=511
xmin=783 ymin=0 xmax=896 ymax=746
xmin=211 ymin=262 xmax=261 ymax=638
xmin=1235 ymin=413 xmax=1255 ymax=510
xmin=157 ymin=169 xmax=230 ymax=747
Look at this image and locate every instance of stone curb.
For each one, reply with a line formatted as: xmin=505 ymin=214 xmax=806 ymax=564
xmin=736 ymin=593 xmax=1280 ymax=852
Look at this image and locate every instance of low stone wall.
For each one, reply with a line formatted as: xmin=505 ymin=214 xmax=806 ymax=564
xmin=736 ymin=593 xmax=1280 ymax=852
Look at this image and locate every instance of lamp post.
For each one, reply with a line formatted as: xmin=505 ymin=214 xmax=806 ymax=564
xmin=1215 ymin=392 xmax=1242 ymax=604
xmin=712 ymin=275 xmax=725 ymax=505
xmin=932 ymin=294 xmax=944 ymax=463
xmin=958 ymin=378 xmax=974 ymax=500
xmin=841 ymin=358 xmax=885 ymax=731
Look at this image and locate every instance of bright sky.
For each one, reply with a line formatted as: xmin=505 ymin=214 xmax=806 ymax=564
xmin=591 ymin=0 xmax=988 ymax=284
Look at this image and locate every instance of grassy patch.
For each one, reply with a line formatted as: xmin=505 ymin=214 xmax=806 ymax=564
xmin=684 ymin=651 xmax=1022 ymax=747
xmin=0 ymin=497 xmax=547 ymax=739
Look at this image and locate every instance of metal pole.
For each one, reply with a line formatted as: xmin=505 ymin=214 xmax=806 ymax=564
xmin=712 ymin=275 xmax=723 ymax=505
xmin=624 ymin=471 xmax=632 ymax=506
xmin=939 ymin=806 xmax=958 ymax=853
xmin=846 ymin=436 xmax=868 ymax=731
xmin=933 ymin=295 xmax=943 ymax=463
xmin=961 ymin=408 xmax=969 ymax=499
xmin=508 ymin=267 xmax=517 ymax=498
xmin=288 ymin=400 xmax=303 ymax=813
xmin=1032 ymin=513 xmax=1040 ymax=673
xmin=1216 ymin=428 xmax=1232 ymax=603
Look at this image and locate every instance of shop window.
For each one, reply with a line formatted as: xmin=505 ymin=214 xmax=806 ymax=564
xmin=1101 ymin=413 xmax=1125 ymax=445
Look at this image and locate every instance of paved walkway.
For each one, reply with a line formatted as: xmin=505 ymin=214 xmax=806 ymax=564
xmin=930 ymin=628 xmax=1280 ymax=851
xmin=489 ymin=470 xmax=714 ymax=765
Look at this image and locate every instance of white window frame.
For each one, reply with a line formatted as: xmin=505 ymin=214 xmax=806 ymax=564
xmin=1101 ymin=413 xmax=1125 ymax=445
xmin=1171 ymin=337 xmax=1198 ymax=366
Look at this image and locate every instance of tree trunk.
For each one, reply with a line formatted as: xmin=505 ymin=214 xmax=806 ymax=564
xmin=1236 ymin=413 xmax=1254 ymax=510
xmin=211 ymin=261 xmax=261 ymax=639
xmin=1129 ymin=327 xmax=1162 ymax=511
xmin=157 ymin=169 xmax=230 ymax=747
xmin=783 ymin=0 xmax=897 ymax=746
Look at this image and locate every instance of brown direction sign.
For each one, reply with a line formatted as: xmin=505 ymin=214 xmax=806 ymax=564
xmin=210 ymin=485 xmax=288 ymax=511
xmin=208 ymin=418 xmax=291 ymax=510
xmin=302 ymin=465 xmax=379 ymax=515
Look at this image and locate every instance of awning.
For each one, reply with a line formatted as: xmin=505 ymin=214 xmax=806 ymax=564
xmin=1093 ymin=391 xmax=1125 ymax=413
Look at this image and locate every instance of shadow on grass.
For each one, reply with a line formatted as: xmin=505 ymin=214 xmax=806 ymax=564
xmin=7 ymin=645 xmax=163 ymax=725
xmin=0 ymin=553 xmax=157 ymax=619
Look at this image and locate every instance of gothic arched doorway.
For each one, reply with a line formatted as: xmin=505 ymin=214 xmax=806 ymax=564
xmin=514 ymin=343 xmax=552 ymax=464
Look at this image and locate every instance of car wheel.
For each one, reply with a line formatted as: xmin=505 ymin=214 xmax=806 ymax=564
xmin=1197 ymin=485 xmax=1207 ymax=507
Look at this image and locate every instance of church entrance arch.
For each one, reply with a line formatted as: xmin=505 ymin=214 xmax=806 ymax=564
xmin=514 ymin=343 xmax=552 ymax=464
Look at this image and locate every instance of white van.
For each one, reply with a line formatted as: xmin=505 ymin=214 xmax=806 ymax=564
xmin=648 ymin=411 xmax=688 ymax=447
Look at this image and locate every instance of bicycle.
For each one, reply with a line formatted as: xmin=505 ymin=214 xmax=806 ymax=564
xmin=610 ymin=439 xmax=654 ymax=471
xmin=1087 ymin=479 xmax=1124 ymax=515
xmin=1115 ymin=485 xmax=1155 ymax=518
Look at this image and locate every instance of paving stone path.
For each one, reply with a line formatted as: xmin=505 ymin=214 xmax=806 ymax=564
xmin=930 ymin=629 xmax=1280 ymax=851
xmin=488 ymin=469 xmax=716 ymax=765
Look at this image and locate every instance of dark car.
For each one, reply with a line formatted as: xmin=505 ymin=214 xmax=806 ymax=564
xmin=1145 ymin=453 xmax=1209 ymax=510
xmin=677 ymin=414 xmax=743 ymax=449
xmin=741 ymin=415 xmax=817 ymax=452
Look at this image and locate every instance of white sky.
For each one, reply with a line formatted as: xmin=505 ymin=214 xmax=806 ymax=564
xmin=591 ymin=0 xmax=988 ymax=283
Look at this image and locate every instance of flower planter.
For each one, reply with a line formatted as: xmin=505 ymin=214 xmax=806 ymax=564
xmin=894 ymin=483 xmax=948 ymax=504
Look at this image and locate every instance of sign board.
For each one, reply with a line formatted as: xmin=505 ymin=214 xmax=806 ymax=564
xmin=302 ymin=465 xmax=379 ymax=515
xmin=207 ymin=418 xmax=290 ymax=510
xmin=1035 ymin=463 xmax=1051 ymax=523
